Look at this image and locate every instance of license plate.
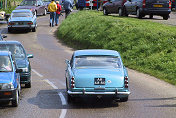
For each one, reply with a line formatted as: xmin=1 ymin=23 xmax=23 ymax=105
xmin=18 ymin=22 xmax=23 ymax=25
xmin=94 ymin=78 xmax=105 ymax=85
xmin=153 ymin=4 xmax=163 ymax=7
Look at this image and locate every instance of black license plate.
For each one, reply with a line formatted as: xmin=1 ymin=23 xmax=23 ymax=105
xmin=94 ymin=78 xmax=105 ymax=85
xmin=18 ymin=22 xmax=23 ymax=25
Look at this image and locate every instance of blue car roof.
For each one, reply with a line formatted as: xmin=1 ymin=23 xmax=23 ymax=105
xmin=74 ymin=49 xmax=120 ymax=57
xmin=12 ymin=9 xmax=31 ymax=13
xmin=0 ymin=40 xmax=22 ymax=45
xmin=0 ymin=51 xmax=11 ymax=56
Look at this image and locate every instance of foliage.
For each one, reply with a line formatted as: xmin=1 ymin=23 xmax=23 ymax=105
xmin=57 ymin=10 xmax=176 ymax=85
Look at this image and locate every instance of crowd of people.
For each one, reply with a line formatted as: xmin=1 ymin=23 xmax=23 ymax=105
xmin=48 ymin=0 xmax=73 ymax=27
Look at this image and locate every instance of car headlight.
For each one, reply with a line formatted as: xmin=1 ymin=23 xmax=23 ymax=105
xmin=0 ymin=83 xmax=14 ymax=89
xmin=21 ymin=67 xmax=29 ymax=72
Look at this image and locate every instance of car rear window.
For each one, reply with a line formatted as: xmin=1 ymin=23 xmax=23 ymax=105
xmin=74 ymin=56 xmax=122 ymax=68
xmin=12 ymin=12 xmax=32 ymax=17
xmin=20 ymin=0 xmax=37 ymax=6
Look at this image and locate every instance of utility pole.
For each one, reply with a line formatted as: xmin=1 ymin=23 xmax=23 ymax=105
xmin=5 ymin=0 xmax=7 ymax=9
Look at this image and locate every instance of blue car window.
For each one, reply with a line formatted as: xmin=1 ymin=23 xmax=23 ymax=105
xmin=20 ymin=0 xmax=37 ymax=6
xmin=75 ymin=56 xmax=121 ymax=68
xmin=0 ymin=56 xmax=12 ymax=72
xmin=0 ymin=44 xmax=26 ymax=59
xmin=12 ymin=12 xmax=32 ymax=17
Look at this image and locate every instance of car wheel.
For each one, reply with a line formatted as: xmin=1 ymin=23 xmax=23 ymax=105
xmin=103 ymin=8 xmax=108 ymax=15
xmin=34 ymin=11 xmax=37 ymax=16
xmin=67 ymin=93 xmax=74 ymax=103
xmin=136 ymin=8 xmax=142 ymax=19
xmin=32 ymin=27 xmax=36 ymax=32
xmin=123 ymin=7 xmax=128 ymax=17
xmin=120 ymin=96 xmax=128 ymax=102
xmin=8 ymin=28 xmax=12 ymax=33
xmin=25 ymin=81 xmax=31 ymax=88
xmin=43 ymin=9 xmax=47 ymax=16
xmin=163 ymin=15 xmax=169 ymax=20
xmin=12 ymin=90 xmax=19 ymax=107
xmin=118 ymin=8 xmax=123 ymax=16
xmin=149 ymin=14 xmax=153 ymax=19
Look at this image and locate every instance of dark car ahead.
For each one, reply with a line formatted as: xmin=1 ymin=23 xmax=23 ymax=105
xmin=16 ymin=0 xmax=47 ymax=16
xmin=103 ymin=0 xmax=127 ymax=16
xmin=0 ymin=41 xmax=33 ymax=88
xmin=123 ymin=0 xmax=171 ymax=20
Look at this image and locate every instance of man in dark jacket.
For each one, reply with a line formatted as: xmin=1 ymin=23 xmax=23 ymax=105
xmin=63 ymin=0 xmax=73 ymax=18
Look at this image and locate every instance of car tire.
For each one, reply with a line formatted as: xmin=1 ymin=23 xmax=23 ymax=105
xmin=12 ymin=90 xmax=19 ymax=107
xmin=120 ymin=96 xmax=128 ymax=102
xmin=163 ymin=15 xmax=169 ymax=20
xmin=8 ymin=28 xmax=12 ymax=33
xmin=25 ymin=81 xmax=31 ymax=88
xmin=136 ymin=8 xmax=142 ymax=19
xmin=43 ymin=9 xmax=47 ymax=16
xmin=118 ymin=8 xmax=123 ymax=16
xmin=32 ymin=27 xmax=36 ymax=32
xmin=149 ymin=14 xmax=153 ymax=19
xmin=103 ymin=8 xmax=108 ymax=15
xmin=67 ymin=93 xmax=73 ymax=103
xmin=123 ymin=7 xmax=128 ymax=17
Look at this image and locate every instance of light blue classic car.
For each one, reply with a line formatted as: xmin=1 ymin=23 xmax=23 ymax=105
xmin=8 ymin=9 xmax=37 ymax=32
xmin=65 ymin=49 xmax=130 ymax=102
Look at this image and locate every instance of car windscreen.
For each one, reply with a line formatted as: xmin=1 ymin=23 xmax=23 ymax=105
xmin=20 ymin=0 xmax=37 ymax=6
xmin=74 ymin=56 xmax=122 ymax=68
xmin=12 ymin=12 xmax=32 ymax=17
xmin=0 ymin=44 xmax=26 ymax=59
xmin=0 ymin=56 xmax=12 ymax=72
xmin=43 ymin=0 xmax=51 ymax=2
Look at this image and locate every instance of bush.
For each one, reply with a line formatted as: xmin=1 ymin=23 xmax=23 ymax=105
xmin=57 ymin=10 xmax=176 ymax=85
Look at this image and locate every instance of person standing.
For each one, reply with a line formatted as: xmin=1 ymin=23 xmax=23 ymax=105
xmin=55 ymin=1 xmax=62 ymax=26
xmin=48 ymin=0 xmax=57 ymax=27
xmin=63 ymin=0 xmax=73 ymax=18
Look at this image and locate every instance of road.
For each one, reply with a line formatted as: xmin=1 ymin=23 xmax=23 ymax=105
xmin=0 ymin=12 xmax=176 ymax=118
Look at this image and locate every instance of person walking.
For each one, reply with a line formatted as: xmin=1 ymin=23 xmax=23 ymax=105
xmin=63 ymin=0 xmax=73 ymax=18
xmin=55 ymin=1 xmax=62 ymax=26
xmin=48 ymin=0 xmax=57 ymax=27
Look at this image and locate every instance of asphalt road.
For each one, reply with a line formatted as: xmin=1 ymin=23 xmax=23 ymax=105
xmin=0 ymin=11 xmax=176 ymax=118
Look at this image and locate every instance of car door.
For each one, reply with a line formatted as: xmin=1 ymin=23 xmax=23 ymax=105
xmin=130 ymin=0 xmax=138 ymax=13
xmin=39 ymin=0 xmax=46 ymax=14
xmin=124 ymin=0 xmax=132 ymax=13
xmin=113 ymin=0 xmax=121 ymax=13
xmin=105 ymin=0 xmax=115 ymax=13
xmin=36 ymin=0 xmax=42 ymax=15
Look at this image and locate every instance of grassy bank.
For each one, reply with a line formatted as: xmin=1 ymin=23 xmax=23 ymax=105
xmin=57 ymin=10 xmax=176 ymax=85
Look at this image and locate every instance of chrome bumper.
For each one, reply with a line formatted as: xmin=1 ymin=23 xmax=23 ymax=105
xmin=68 ymin=90 xmax=130 ymax=95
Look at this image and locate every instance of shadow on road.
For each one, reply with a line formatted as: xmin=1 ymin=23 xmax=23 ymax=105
xmin=27 ymin=89 xmax=119 ymax=109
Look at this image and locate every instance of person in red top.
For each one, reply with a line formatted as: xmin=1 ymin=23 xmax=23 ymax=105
xmin=55 ymin=1 xmax=62 ymax=26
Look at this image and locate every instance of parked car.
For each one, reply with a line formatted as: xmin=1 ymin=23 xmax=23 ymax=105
xmin=16 ymin=0 xmax=47 ymax=16
xmin=0 ymin=41 xmax=33 ymax=88
xmin=8 ymin=9 xmax=37 ymax=32
xmin=103 ymin=0 xmax=127 ymax=16
xmin=123 ymin=0 xmax=171 ymax=20
xmin=0 ymin=34 xmax=7 ymax=41
xmin=0 ymin=51 xmax=22 ymax=107
xmin=65 ymin=49 xmax=130 ymax=102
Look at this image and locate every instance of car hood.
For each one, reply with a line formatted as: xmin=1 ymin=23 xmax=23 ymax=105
xmin=73 ymin=68 xmax=125 ymax=88
xmin=9 ymin=17 xmax=33 ymax=22
xmin=15 ymin=6 xmax=36 ymax=10
xmin=0 ymin=72 xmax=13 ymax=83
xmin=16 ymin=59 xmax=28 ymax=68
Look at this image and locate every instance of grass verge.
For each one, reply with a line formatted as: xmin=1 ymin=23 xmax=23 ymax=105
xmin=57 ymin=10 xmax=176 ymax=85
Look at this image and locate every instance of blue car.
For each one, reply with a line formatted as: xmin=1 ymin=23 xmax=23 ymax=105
xmin=8 ymin=9 xmax=37 ymax=32
xmin=0 ymin=41 xmax=33 ymax=88
xmin=65 ymin=49 xmax=130 ymax=102
xmin=0 ymin=51 xmax=22 ymax=107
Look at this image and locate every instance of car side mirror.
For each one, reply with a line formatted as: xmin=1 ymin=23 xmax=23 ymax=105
xmin=16 ymin=69 xmax=22 ymax=73
xmin=27 ymin=54 xmax=33 ymax=58
xmin=65 ymin=59 xmax=70 ymax=65
xmin=2 ymin=35 xmax=7 ymax=38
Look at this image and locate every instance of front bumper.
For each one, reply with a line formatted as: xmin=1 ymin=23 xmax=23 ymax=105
xmin=20 ymin=72 xmax=31 ymax=84
xmin=0 ymin=89 xmax=17 ymax=101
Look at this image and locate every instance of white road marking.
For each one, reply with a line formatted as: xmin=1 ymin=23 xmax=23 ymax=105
xmin=44 ymin=79 xmax=67 ymax=118
xmin=32 ymin=69 xmax=43 ymax=78
xmin=44 ymin=79 xmax=58 ymax=89
xmin=59 ymin=109 xmax=67 ymax=118
xmin=58 ymin=92 xmax=67 ymax=105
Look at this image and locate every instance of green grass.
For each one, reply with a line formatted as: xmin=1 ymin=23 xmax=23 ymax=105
xmin=57 ymin=10 xmax=176 ymax=85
